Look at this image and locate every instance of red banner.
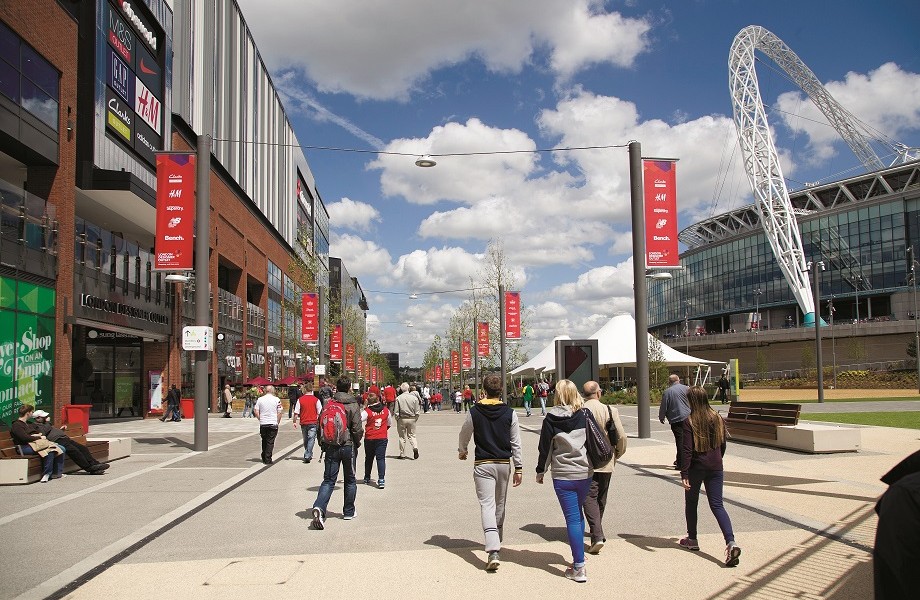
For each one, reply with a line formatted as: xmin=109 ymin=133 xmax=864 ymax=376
xmin=435 ymin=364 xmax=442 ymax=380
xmin=357 ymin=354 xmax=364 ymax=376
xmin=301 ymin=293 xmax=318 ymax=342
xmin=345 ymin=344 xmax=355 ymax=371
xmin=330 ymin=324 xmax=343 ymax=361
xmin=477 ymin=322 xmax=490 ymax=357
xmin=451 ymin=350 xmax=460 ymax=374
xmin=461 ymin=341 xmax=472 ymax=369
xmin=372 ymin=366 xmax=378 ymax=382
xmin=444 ymin=358 xmax=451 ymax=379
xmin=154 ymin=153 xmax=196 ymax=270
xmin=643 ymin=159 xmax=680 ymax=268
xmin=504 ymin=291 xmax=521 ymax=339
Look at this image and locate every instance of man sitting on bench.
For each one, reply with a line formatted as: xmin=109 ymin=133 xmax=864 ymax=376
xmin=32 ymin=410 xmax=109 ymax=475
xmin=10 ymin=405 xmax=65 ymax=483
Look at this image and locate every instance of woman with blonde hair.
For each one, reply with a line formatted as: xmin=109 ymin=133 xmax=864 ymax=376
xmin=679 ymin=385 xmax=742 ymax=567
xmin=536 ymin=379 xmax=594 ymax=583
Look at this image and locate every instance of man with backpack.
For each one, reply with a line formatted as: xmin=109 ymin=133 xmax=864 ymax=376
xmin=311 ymin=376 xmax=364 ymax=529
xmin=536 ymin=379 xmax=550 ymax=416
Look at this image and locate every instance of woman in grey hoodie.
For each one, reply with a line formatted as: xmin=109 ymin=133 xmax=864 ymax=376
xmin=536 ymin=379 xmax=593 ymax=583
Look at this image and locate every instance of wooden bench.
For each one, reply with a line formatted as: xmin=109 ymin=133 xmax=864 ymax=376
xmin=725 ymin=401 xmax=860 ymax=453
xmin=0 ymin=423 xmax=110 ymax=485
xmin=725 ymin=401 xmax=802 ymax=442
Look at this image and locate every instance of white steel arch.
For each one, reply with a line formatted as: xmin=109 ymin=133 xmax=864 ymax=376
xmin=728 ymin=25 xmax=885 ymax=319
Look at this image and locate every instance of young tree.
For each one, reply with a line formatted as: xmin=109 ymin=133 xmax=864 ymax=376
xmin=648 ymin=335 xmax=669 ymax=390
xmin=800 ymin=345 xmax=816 ymax=378
xmin=474 ymin=240 xmax=529 ymax=370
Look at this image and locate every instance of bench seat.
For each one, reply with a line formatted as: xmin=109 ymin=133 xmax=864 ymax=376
xmin=725 ymin=401 xmax=860 ymax=453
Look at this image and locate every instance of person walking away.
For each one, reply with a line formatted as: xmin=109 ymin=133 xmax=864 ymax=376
xmin=678 ymin=386 xmax=742 ymax=567
xmin=254 ymin=385 xmax=282 ymax=464
xmin=243 ymin=385 xmax=256 ymax=418
xmin=421 ymin=384 xmax=431 ymax=413
xmin=311 ymin=377 xmax=364 ymax=529
xmin=458 ymin=374 xmax=523 ymax=572
xmin=521 ymin=382 xmax=534 ymax=417
xmin=292 ymin=382 xmax=322 ymax=463
xmin=11 ymin=404 xmax=66 ymax=482
xmin=717 ymin=375 xmax=730 ymax=404
xmin=362 ymin=392 xmax=390 ymax=488
xmin=462 ymin=385 xmax=473 ymax=412
xmin=536 ymin=379 xmax=595 ymax=583
xmin=288 ymin=383 xmax=300 ymax=419
xmin=659 ymin=374 xmax=690 ymax=468
xmin=536 ymin=379 xmax=550 ymax=416
xmin=382 ymin=384 xmax=397 ymax=413
xmin=32 ymin=410 xmax=109 ymax=474
xmin=316 ymin=378 xmax=334 ymax=407
xmin=395 ymin=383 xmax=422 ymax=459
xmin=160 ymin=384 xmax=181 ymax=422
xmin=222 ymin=384 xmax=234 ymax=418
xmin=432 ymin=390 xmax=442 ymax=411
xmin=580 ymin=381 xmax=626 ymax=554
xmin=454 ymin=389 xmax=462 ymax=413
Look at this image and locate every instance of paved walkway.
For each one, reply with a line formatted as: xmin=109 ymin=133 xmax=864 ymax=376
xmin=2 ymin=406 xmax=916 ymax=599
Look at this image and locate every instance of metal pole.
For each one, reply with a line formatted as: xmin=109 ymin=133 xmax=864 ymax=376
xmin=813 ymin=261 xmax=824 ymax=403
xmin=912 ymin=247 xmax=920 ymax=394
xmin=829 ymin=298 xmax=837 ymax=388
xmin=193 ymin=133 xmax=211 ymax=451
xmin=855 ymin=278 xmax=860 ymax=324
xmin=629 ymin=141 xmax=650 ymax=439
xmin=499 ymin=283 xmax=507 ymax=403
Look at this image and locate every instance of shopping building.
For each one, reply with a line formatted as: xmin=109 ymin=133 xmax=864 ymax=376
xmin=1 ymin=0 xmax=330 ymax=424
xmin=648 ymin=160 xmax=920 ymax=376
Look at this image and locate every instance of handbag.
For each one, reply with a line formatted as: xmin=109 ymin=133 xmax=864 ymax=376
xmin=606 ymin=404 xmax=626 ymax=458
xmin=583 ymin=409 xmax=612 ymax=467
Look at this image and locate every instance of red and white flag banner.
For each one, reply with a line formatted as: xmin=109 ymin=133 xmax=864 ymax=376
xmin=154 ymin=153 xmax=196 ymax=270
xmin=504 ymin=291 xmax=521 ymax=339
xmin=345 ymin=344 xmax=355 ymax=372
xmin=301 ymin=293 xmax=318 ymax=342
xmin=461 ymin=341 xmax=472 ymax=369
xmin=643 ymin=159 xmax=680 ymax=268
xmin=477 ymin=322 xmax=490 ymax=357
xmin=435 ymin=364 xmax=442 ymax=381
xmin=330 ymin=324 xmax=343 ymax=361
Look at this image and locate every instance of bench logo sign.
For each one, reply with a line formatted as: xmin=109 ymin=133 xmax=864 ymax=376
xmin=154 ymin=154 xmax=196 ymax=270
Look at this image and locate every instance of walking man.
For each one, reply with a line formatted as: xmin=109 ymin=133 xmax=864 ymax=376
xmin=311 ymin=377 xmax=364 ymax=529
xmin=718 ymin=374 xmax=730 ymax=404
xmin=292 ymin=382 xmax=322 ymax=463
xmin=581 ymin=381 xmax=627 ymax=554
xmin=254 ymin=385 xmax=282 ymax=464
xmin=160 ymin=384 xmax=181 ymax=422
xmin=659 ymin=374 xmax=691 ymax=468
xmin=536 ymin=379 xmax=550 ymax=415
xmin=521 ymin=382 xmax=534 ymax=417
xmin=458 ymin=374 xmax=523 ymax=572
xmin=395 ymin=383 xmax=421 ymax=459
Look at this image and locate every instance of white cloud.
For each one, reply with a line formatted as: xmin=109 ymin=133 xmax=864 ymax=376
xmin=390 ymin=246 xmax=484 ymax=292
xmin=329 ymin=233 xmax=393 ymax=279
xmin=775 ymin=62 xmax=920 ymax=168
xmin=327 ymin=197 xmax=382 ymax=232
xmin=237 ymin=0 xmax=651 ymax=101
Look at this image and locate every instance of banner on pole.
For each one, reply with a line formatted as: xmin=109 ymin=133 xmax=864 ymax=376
xmin=345 ymin=343 xmax=355 ymax=372
xmin=477 ymin=322 xmax=490 ymax=357
xmin=461 ymin=341 xmax=472 ymax=369
xmin=504 ymin=291 xmax=521 ymax=339
xmin=435 ymin=364 xmax=442 ymax=380
xmin=154 ymin=153 xmax=196 ymax=270
xmin=643 ymin=159 xmax=680 ymax=268
xmin=444 ymin=358 xmax=451 ymax=379
xmin=330 ymin=324 xmax=343 ymax=361
xmin=356 ymin=354 xmax=363 ymax=377
xmin=451 ymin=350 xmax=460 ymax=374
xmin=301 ymin=293 xmax=318 ymax=342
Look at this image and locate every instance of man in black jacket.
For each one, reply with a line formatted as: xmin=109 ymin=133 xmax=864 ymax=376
xmin=32 ymin=410 xmax=109 ymax=474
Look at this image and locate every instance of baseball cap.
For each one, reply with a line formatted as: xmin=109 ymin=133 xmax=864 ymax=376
xmin=33 ymin=409 xmax=50 ymax=419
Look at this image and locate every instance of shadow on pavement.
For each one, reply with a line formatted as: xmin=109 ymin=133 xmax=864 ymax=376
xmin=519 ymin=523 xmax=569 ymax=543
xmin=133 ymin=437 xmax=195 ymax=450
xmin=423 ymin=535 xmax=568 ymax=576
xmin=619 ymin=533 xmax=723 ymax=567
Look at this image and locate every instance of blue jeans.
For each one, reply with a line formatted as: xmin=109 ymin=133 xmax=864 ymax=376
xmin=685 ymin=469 xmax=735 ymax=544
xmin=523 ymin=398 xmax=532 ymax=415
xmin=313 ymin=445 xmax=357 ymax=518
xmin=539 ymin=396 xmax=547 ymax=415
xmin=300 ymin=424 xmax=317 ymax=460
xmin=553 ymin=477 xmax=592 ymax=567
xmin=364 ymin=438 xmax=387 ymax=481
xmin=19 ymin=445 xmax=65 ymax=477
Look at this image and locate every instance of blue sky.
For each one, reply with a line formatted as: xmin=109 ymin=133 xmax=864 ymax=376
xmin=236 ymin=0 xmax=920 ymax=366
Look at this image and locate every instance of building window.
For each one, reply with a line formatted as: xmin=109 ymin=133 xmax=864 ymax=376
xmin=0 ymin=21 xmax=60 ymax=131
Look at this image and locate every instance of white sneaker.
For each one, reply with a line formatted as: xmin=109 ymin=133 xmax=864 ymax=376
xmin=40 ymin=474 xmax=50 ymax=483
xmin=343 ymin=511 xmax=356 ymax=521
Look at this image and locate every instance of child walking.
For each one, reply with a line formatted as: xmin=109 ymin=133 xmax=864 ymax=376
xmin=679 ymin=385 xmax=742 ymax=567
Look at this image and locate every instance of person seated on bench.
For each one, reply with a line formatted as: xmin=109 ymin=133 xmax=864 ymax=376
xmin=10 ymin=404 xmax=65 ymax=483
xmin=32 ymin=410 xmax=109 ymax=475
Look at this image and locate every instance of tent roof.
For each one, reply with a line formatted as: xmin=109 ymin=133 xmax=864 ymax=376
xmin=509 ymin=335 xmax=570 ymax=377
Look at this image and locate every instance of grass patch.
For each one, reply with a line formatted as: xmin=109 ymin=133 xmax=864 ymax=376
xmin=803 ymin=412 xmax=920 ymax=429
xmin=745 ymin=396 xmax=920 ymax=403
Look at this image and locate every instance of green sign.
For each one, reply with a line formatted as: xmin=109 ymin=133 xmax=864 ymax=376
xmin=0 ymin=277 xmax=55 ymax=425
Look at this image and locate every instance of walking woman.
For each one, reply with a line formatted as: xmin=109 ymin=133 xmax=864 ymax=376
xmin=536 ymin=379 xmax=593 ymax=583
xmin=679 ymin=386 xmax=742 ymax=567
xmin=362 ymin=392 xmax=390 ymax=489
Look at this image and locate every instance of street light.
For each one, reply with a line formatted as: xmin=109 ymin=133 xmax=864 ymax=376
xmin=809 ymin=261 xmax=825 ymax=403
xmin=753 ymin=288 xmax=763 ymax=341
xmin=909 ymin=247 xmax=920 ymax=394
xmin=854 ymin=274 xmax=863 ymax=324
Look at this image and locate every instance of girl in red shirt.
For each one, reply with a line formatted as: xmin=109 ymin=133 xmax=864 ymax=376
xmin=362 ymin=393 xmax=390 ymax=488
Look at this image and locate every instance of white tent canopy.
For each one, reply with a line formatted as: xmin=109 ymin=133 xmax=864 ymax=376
xmin=510 ymin=315 xmax=722 ymax=376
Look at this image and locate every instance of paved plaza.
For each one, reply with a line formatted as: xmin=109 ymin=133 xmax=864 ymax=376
xmin=2 ymin=400 xmax=919 ymax=600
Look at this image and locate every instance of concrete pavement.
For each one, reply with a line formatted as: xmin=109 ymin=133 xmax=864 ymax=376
xmin=2 ymin=405 xmax=915 ymax=599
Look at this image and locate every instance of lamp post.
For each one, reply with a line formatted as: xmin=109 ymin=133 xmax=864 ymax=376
xmin=628 ymin=141 xmax=651 ymax=439
xmin=910 ymin=247 xmax=920 ymax=394
xmin=854 ymin=275 xmax=862 ymax=324
xmin=499 ymin=282 xmax=507 ymax=403
xmin=192 ymin=134 xmax=211 ymax=451
xmin=811 ymin=261 xmax=825 ymax=403
xmin=828 ymin=297 xmax=837 ymax=389
xmin=753 ymin=288 xmax=762 ymax=346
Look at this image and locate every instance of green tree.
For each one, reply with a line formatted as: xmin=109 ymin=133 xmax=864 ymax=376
xmin=846 ymin=338 xmax=868 ymax=364
xmin=755 ymin=349 xmax=769 ymax=379
xmin=648 ymin=335 xmax=668 ymax=390
xmin=800 ymin=345 xmax=816 ymax=377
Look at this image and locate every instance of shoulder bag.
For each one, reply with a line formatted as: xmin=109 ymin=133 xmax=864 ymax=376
xmin=583 ymin=409 xmax=613 ymax=467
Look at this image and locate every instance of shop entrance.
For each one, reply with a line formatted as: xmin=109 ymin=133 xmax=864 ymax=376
xmin=72 ymin=325 xmax=143 ymax=418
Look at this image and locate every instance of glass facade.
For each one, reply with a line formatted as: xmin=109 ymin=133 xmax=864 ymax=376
xmin=650 ymin=195 xmax=916 ymax=330
xmin=0 ymin=20 xmax=60 ymax=130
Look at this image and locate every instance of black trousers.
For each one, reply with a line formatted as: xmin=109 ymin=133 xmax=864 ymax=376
xmin=583 ymin=472 xmax=613 ymax=543
xmin=57 ymin=437 xmax=98 ymax=471
xmin=671 ymin=420 xmax=685 ymax=465
xmin=260 ymin=425 xmax=279 ymax=463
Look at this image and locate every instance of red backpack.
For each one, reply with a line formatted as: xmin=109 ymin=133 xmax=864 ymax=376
xmin=318 ymin=400 xmax=350 ymax=448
